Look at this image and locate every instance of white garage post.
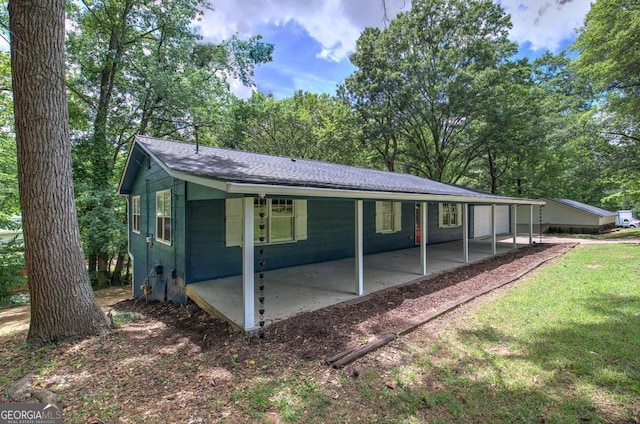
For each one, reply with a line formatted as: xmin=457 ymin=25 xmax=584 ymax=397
xmin=242 ymin=197 xmax=255 ymax=331
xmin=463 ymin=203 xmax=469 ymax=263
xmin=355 ymin=200 xmax=364 ymax=296
xmin=529 ymin=204 xmax=534 ymax=245
xmin=512 ymin=204 xmax=518 ymax=250
xmin=420 ymin=202 xmax=428 ymax=275
xmin=491 ymin=204 xmax=497 ymax=255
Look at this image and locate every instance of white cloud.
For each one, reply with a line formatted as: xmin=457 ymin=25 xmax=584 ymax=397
xmin=200 ymin=0 xmax=408 ymax=61
xmin=499 ymin=0 xmax=592 ymax=52
xmin=201 ymin=0 xmax=591 ymax=60
xmin=200 ymin=0 xmax=593 ymax=97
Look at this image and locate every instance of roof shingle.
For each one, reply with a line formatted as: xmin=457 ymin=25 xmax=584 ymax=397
xmin=548 ymin=198 xmax=616 ymax=217
xmin=124 ymin=136 xmax=532 ymax=204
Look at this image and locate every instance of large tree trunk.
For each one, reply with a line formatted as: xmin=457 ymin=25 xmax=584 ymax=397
xmin=9 ymin=0 xmax=113 ymax=345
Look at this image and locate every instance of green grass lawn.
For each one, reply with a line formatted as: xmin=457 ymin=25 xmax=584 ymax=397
xmin=2 ymin=244 xmax=638 ymax=423
xmin=223 ymin=244 xmax=640 ymax=423
xmin=550 ymin=226 xmax=640 ymax=240
xmin=599 ymin=227 xmax=640 ymax=239
xmin=348 ymin=243 xmax=640 ymax=423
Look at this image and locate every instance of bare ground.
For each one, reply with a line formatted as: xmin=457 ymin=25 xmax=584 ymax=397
xmin=116 ymin=243 xmax=573 ymax=362
xmin=0 ymin=243 xmax=576 ymax=422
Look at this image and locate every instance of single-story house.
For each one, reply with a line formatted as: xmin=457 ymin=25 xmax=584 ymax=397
xmin=516 ymin=198 xmax=616 ymax=234
xmin=118 ymin=136 xmax=544 ymax=331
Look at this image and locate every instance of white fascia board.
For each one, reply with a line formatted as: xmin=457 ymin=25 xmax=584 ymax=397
xmin=117 ymin=142 xmax=142 ymax=194
xmin=160 ymin=169 xmax=546 ymax=206
xmin=224 ymin=182 xmax=546 ymax=206
xmin=170 ymin=171 xmax=230 ymax=192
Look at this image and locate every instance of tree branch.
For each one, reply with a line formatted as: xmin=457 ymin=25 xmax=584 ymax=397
xmin=604 ymin=131 xmax=640 ymax=143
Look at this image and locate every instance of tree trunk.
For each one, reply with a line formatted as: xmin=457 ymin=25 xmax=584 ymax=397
xmin=9 ymin=0 xmax=112 ymax=345
xmin=125 ymin=256 xmax=131 ymax=283
xmin=88 ymin=254 xmax=97 ymax=283
xmin=112 ymin=250 xmax=126 ymax=285
xmin=97 ymin=255 xmax=110 ymax=289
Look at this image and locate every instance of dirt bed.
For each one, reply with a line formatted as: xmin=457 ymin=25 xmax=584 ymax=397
xmin=114 ymin=243 xmax=573 ymax=363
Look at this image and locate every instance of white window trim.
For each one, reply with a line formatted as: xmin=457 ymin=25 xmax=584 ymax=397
xmin=375 ymin=201 xmax=402 ymax=234
xmin=226 ymin=198 xmax=307 ymax=247
xmin=438 ymin=203 xmax=462 ymax=228
xmin=255 ymin=198 xmax=295 ymax=245
xmin=156 ymin=189 xmax=172 ymax=245
xmin=132 ymin=195 xmax=141 ymax=234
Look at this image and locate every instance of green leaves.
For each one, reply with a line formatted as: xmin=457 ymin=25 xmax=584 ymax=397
xmin=343 ymin=0 xmax=517 ymax=182
xmin=0 ymin=52 xmax=19 ymax=227
xmin=215 ymin=91 xmax=363 ymax=166
xmin=64 ymin=0 xmax=273 ymax=285
xmin=574 ymin=0 xmax=640 ymax=203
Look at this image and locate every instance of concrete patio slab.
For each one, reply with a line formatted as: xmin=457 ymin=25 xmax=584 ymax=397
xmin=186 ymin=237 xmax=527 ymax=330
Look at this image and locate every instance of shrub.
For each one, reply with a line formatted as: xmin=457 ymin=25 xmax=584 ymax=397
xmin=0 ymin=238 xmax=27 ymax=300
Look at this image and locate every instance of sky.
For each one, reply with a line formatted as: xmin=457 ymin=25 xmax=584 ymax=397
xmin=197 ymin=0 xmax=593 ymax=99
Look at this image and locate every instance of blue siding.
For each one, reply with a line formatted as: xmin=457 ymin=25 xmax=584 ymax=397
xmin=187 ymin=198 xmax=358 ymax=282
xmin=424 ymin=203 xmax=464 ymax=244
xmin=364 ymin=202 xmax=416 ymax=253
xmin=128 ymin=157 xmax=186 ymax=302
xmin=185 ymin=198 xmax=463 ymax=283
xmin=186 ymin=198 xmax=239 ymax=282
xmin=127 ymin=169 xmax=469 ymax=293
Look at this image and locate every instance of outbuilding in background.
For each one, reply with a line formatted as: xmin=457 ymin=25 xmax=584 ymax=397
xmin=517 ymin=198 xmax=616 ymax=235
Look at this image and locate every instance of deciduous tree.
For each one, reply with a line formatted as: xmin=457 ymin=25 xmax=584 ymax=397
xmin=9 ymin=0 xmax=112 ymax=344
xmin=0 ymin=52 xmax=19 ymax=228
xmin=65 ymin=0 xmax=272 ymax=287
xmin=574 ymin=0 xmax=640 ymax=202
xmin=217 ymin=91 xmax=364 ymax=166
xmin=344 ymin=0 xmax=517 ymax=183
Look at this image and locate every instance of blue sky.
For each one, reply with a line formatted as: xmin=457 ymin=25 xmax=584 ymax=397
xmin=199 ymin=0 xmax=593 ymax=98
xmin=251 ymin=20 xmax=357 ymax=97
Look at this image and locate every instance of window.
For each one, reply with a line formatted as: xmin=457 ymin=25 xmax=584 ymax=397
xmin=439 ymin=203 xmax=461 ymax=228
xmin=254 ymin=198 xmax=295 ymax=244
xmin=132 ymin=195 xmax=141 ymax=234
xmin=156 ymin=190 xmax=171 ymax=244
xmin=375 ymin=201 xmax=402 ymax=233
xmin=225 ymin=198 xmax=307 ymax=247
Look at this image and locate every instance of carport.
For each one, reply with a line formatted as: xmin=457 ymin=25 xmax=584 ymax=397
xmin=186 ymin=237 xmax=525 ymax=330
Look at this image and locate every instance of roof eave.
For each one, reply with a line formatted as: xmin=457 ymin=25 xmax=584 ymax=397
xmin=117 ymin=139 xmax=139 ymax=195
xmin=176 ymin=173 xmax=545 ymax=205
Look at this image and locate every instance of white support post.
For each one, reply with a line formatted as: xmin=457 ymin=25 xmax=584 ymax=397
xmin=420 ymin=202 xmax=428 ymax=275
xmin=242 ymin=197 xmax=255 ymax=331
xmin=512 ymin=204 xmax=518 ymax=250
xmin=463 ymin=204 xmax=469 ymax=263
xmin=529 ymin=204 xmax=534 ymax=245
xmin=355 ymin=200 xmax=364 ymax=296
xmin=491 ymin=204 xmax=497 ymax=255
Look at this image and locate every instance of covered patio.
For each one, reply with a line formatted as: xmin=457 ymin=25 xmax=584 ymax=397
xmin=186 ymin=236 xmax=528 ymax=331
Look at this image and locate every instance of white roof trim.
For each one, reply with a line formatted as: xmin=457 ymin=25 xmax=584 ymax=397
xmin=173 ymin=170 xmax=544 ymax=205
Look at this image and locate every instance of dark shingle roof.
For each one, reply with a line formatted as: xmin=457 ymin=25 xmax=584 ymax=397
xmin=548 ymin=198 xmax=616 ymax=217
xmin=122 ymin=136 xmax=530 ymax=203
